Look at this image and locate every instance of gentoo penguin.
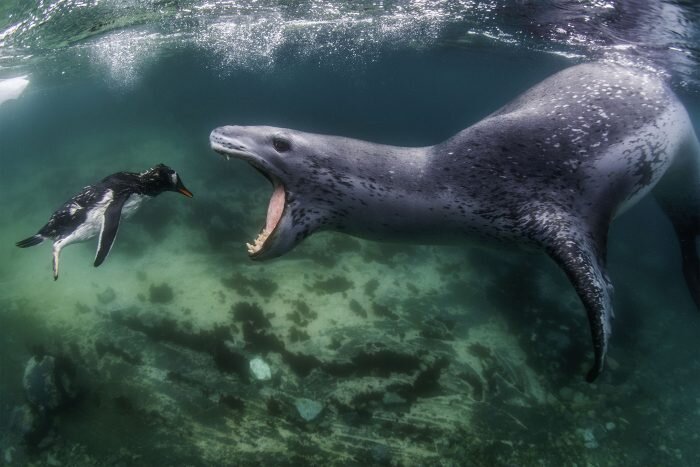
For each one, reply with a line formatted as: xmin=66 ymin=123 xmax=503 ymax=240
xmin=16 ymin=164 xmax=193 ymax=280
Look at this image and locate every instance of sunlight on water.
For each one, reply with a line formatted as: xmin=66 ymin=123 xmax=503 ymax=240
xmin=1 ymin=0 xmax=697 ymax=89
xmin=2 ymin=1 xmax=490 ymax=84
xmin=89 ymin=30 xmax=164 ymax=85
xmin=0 ymin=75 xmax=28 ymax=105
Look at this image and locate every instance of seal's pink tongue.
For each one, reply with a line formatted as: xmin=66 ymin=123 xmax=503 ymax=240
xmin=266 ymin=184 xmax=285 ymax=232
xmin=247 ymin=183 xmax=285 ymax=255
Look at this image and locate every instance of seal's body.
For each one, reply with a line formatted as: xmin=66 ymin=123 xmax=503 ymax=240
xmin=210 ymin=62 xmax=700 ymax=381
xmin=16 ymin=164 xmax=193 ymax=280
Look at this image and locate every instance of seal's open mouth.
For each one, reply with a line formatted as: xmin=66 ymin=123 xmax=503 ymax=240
xmin=248 ymin=180 xmax=285 ymax=255
xmin=211 ymin=142 xmax=286 ymax=257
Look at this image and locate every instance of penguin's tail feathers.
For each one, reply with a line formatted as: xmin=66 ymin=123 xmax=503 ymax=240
xmin=16 ymin=234 xmax=44 ymax=248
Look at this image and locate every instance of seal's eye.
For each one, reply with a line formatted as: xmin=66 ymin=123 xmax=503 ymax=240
xmin=272 ymin=137 xmax=291 ymax=153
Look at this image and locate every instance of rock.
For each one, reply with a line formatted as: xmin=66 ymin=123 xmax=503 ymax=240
xmin=382 ymin=392 xmax=407 ymax=405
xmin=4 ymin=447 xmax=14 ymax=464
xmin=294 ymin=398 xmax=323 ymax=422
xmin=572 ymin=391 xmax=587 ymax=405
xmin=10 ymin=405 xmax=37 ymax=435
xmin=23 ymin=356 xmax=61 ymax=410
xmin=607 ymin=357 xmax=620 ymax=371
xmin=9 ymin=404 xmax=51 ymax=447
xmin=545 ymin=330 xmax=571 ymax=350
xmin=46 ymin=452 xmax=61 ymax=466
xmin=149 ymin=283 xmax=174 ymax=304
xmin=371 ymin=444 xmax=392 ymax=465
xmin=22 ymin=355 xmax=78 ymax=412
xmin=605 ymin=422 xmax=616 ymax=431
xmin=558 ymin=387 xmax=574 ymax=401
xmin=97 ymin=287 xmax=116 ymax=304
xmin=2 ymin=444 xmax=28 ymax=466
xmin=579 ymin=428 xmax=598 ymax=449
xmin=249 ymin=357 xmax=272 ymax=381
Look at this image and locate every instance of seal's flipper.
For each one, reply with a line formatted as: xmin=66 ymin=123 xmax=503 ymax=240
xmin=654 ymin=136 xmax=700 ymax=310
xmin=546 ymin=231 xmax=613 ymax=382
xmin=94 ymin=196 xmax=127 ymax=267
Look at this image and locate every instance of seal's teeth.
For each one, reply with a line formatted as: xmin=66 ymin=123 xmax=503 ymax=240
xmin=246 ymin=228 xmax=273 ymax=255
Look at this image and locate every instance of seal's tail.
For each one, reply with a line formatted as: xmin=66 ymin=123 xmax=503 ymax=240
xmin=655 ymin=134 xmax=700 ymax=310
xmin=16 ymin=234 xmax=44 ymax=248
xmin=666 ymin=214 xmax=700 ymax=309
xmin=679 ymin=221 xmax=700 ymax=309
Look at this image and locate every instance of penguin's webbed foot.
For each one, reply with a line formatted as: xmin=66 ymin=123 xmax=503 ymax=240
xmin=52 ymin=247 xmax=61 ymax=282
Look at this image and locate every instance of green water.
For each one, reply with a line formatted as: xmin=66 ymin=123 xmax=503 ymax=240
xmin=2 ymin=1 xmax=700 ymax=465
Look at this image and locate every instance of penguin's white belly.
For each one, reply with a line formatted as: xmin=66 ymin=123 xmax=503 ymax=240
xmin=58 ymin=192 xmax=149 ymax=250
xmin=58 ymin=190 xmax=115 ymax=247
xmin=121 ymin=194 xmax=148 ymax=219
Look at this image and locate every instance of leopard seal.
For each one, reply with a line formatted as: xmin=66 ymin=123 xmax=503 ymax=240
xmin=210 ymin=62 xmax=700 ymax=382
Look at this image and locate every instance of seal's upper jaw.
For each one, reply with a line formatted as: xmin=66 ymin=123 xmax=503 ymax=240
xmin=210 ymin=129 xmax=259 ymax=164
xmin=209 ymin=126 xmax=290 ymax=259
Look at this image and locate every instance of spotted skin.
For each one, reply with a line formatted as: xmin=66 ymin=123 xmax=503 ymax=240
xmin=210 ymin=62 xmax=700 ymax=381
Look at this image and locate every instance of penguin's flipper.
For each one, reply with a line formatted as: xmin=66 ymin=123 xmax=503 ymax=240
xmin=94 ymin=195 xmax=128 ymax=267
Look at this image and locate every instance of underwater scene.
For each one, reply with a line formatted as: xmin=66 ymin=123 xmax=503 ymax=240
xmin=1 ymin=1 xmax=700 ymax=465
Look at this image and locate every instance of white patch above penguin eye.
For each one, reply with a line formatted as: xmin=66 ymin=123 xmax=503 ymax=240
xmin=69 ymin=202 xmax=82 ymax=216
xmin=170 ymin=172 xmax=178 ymax=184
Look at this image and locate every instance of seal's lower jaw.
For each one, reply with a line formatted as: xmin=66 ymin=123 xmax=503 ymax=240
xmin=247 ymin=182 xmax=285 ymax=258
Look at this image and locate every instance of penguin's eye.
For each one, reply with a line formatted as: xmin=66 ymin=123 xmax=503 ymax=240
xmin=272 ymin=137 xmax=291 ymax=153
xmin=170 ymin=172 xmax=178 ymax=184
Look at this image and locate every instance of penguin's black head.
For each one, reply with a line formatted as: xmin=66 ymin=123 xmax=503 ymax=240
xmin=142 ymin=164 xmax=193 ymax=198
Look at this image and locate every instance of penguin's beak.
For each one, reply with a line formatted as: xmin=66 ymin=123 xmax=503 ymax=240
xmin=176 ymin=179 xmax=193 ymax=198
